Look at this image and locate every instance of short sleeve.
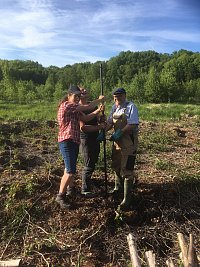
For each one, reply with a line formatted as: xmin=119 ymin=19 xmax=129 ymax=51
xmin=126 ymin=103 xmax=139 ymax=124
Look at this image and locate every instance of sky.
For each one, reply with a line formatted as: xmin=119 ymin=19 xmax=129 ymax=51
xmin=0 ymin=0 xmax=200 ymax=67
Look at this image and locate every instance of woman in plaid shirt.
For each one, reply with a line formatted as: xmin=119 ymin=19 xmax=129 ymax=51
xmin=56 ymin=85 xmax=105 ymax=209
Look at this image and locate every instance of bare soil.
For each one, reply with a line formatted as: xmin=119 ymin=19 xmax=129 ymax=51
xmin=0 ymin=118 xmax=199 ymax=266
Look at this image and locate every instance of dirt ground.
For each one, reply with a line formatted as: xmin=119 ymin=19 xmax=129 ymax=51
xmin=0 ymin=118 xmax=199 ymax=266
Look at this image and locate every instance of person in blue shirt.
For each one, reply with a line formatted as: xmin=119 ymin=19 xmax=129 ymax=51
xmin=106 ymin=87 xmax=139 ymax=210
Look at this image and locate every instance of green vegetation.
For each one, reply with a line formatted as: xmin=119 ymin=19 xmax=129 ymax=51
xmin=1 ymin=102 xmax=199 ymax=122
xmin=154 ymin=158 xmax=175 ymax=170
xmin=138 ymin=103 xmax=200 ymax=121
xmin=0 ymin=102 xmax=57 ymax=121
xmin=0 ymin=49 xmax=199 ymax=266
xmin=0 ymin=49 xmax=200 ymax=104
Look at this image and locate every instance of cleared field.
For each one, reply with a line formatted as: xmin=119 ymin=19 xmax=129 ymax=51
xmin=0 ymin=111 xmax=199 ymax=266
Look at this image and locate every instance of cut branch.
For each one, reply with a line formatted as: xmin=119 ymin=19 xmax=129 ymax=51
xmin=177 ymin=232 xmax=199 ymax=267
xmin=145 ymin=250 xmax=156 ymax=267
xmin=127 ymin=233 xmax=141 ymax=267
xmin=0 ymin=259 xmax=21 ymax=267
xmin=166 ymin=258 xmax=176 ymax=267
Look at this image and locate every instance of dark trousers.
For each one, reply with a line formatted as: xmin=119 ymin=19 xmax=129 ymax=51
xmin=80 ymin=138 xmax=100 ymax=192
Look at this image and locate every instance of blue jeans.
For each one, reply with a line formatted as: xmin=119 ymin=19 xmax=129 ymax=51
xmin=59 ymin=139 xmax=79 ymax=174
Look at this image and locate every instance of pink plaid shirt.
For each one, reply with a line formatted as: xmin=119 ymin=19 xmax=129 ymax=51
xmin=57 ymin=101 xmax=81 ymax=144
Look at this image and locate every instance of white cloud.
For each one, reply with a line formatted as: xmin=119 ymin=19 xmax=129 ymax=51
xmin=0 ymin=0 xmax=199 ymax=67
xmin=14 ymin=26 xmax=55 ymax=48
xmin=0 ymin=2 xmax=55 ymax=49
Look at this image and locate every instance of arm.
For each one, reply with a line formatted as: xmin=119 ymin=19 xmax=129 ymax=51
xmin=121 ymin=103 xmax=139 ymax=134
xmin=57 ymin=103 xmax=65 ymax=127
xmin=80 ymin=104 xmax=105 ymax=122
xmin=76 ymin=95 xmax=105 ymax=112
xmin=80 ymin=107 xmax=100 ymax=122
xmin=80 ymin=121 xmax=106 ymax=133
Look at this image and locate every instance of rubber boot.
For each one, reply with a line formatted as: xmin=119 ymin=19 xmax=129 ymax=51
xmin=109 ymin=174 xmax=123 ymax=195
xmin=118 ymin=178 xmax=133 ymax=211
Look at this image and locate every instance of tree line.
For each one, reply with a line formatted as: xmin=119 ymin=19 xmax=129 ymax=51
xmin=0 ymin=49 xmax=199 ymax=104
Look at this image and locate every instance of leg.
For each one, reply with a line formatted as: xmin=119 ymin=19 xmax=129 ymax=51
xmin=56 ymin=170 xmax=74 ymax=209
xmin=110 ymin=145 xmax=123 ymax=194
xmin=82 ymin=166 xmax=94 ymax=192
xmin=118 ymin=177 xmax=133 ymax=211
xmin=80 ymin=138 xmax=100 ymax=194
xmin=118 ymin=138 xmax=138 ymax=211
xmin=56 ymin=140 xmax=79 ymax=208
xmin=59 ymin=169 xmax=73 ymax=194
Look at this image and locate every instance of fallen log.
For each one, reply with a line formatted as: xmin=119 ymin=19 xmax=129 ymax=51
xmin=177 ymin=233 xmax=199 ymax=267
xmin=145 ymin=250 xmax=156 ymax=267
xmin=166 ymin=258 xmax=176 ymax=267
xmin=127 ymin=233 xmax=141 ymax=267
xmin=188 ymin=234 xmax=199 ymax=267
xmin=127 ymin=232 xmax=199 ymax=267
xmin=0 ymin=259 xmax=21 ymax=267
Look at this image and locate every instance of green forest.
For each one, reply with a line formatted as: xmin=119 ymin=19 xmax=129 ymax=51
xmin=0 ymin=49 xmax=200 ymax=104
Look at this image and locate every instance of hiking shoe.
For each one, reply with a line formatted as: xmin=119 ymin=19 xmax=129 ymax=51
xmin=55 ymin=194 xmax=71 ymax=209
xmin=66 ymin=186 xmax=75 ymax=196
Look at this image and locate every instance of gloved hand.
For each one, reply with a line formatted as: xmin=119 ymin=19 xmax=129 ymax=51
xmin=109 ymin=129 xmax=123 ymax=141
xmin=97 ymin=130 xmax=105 ymax=142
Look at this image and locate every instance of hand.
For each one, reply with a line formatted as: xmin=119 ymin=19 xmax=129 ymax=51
xmin=96 ymin=104 xmax=105 ymax=114
xmin=97 ymin=130 xmax=105 ymax=142
xmin=109 ymin=129 xmax=123 ymax=141
xmin=99 ymin=104 xmax=105 ymax=112
xmin=98 ymin=95 xmax=105 ymax=101
xmin=95 ymin=104 xmax=105 ymax=115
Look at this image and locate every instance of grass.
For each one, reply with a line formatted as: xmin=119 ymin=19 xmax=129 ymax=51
xmin=154 ymin=158 xmax=175 ymax=171
xmin=0 ymin=102 xmax=58 ymax=121
xmin=139 ymin=130 xmax=175 ymax=152
xmin=0 ymin=101 xmax=199 ymax=122
xmin=137 ymin=103 xmax=200 ymax=121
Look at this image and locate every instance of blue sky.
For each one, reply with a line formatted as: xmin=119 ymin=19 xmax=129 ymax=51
xmin=0 ymin=0 xmax=199 ymax=67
